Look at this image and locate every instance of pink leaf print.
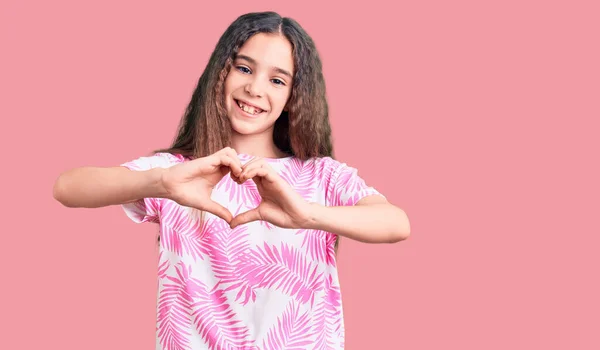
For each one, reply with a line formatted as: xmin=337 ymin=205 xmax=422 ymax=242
xmin=329 ymin=164 xmax=377 ymax=207
xmin=278 ymin=158 xmax=304 ymax=185
xmin=325 ymin=275 xmax=344 ymax=348
xmin=241 ymin=243 xmax=324 ymax=305
xmin=312 ymin=275 xmax=344 ymax=349
xmin=224 ymin=177 xmax=272 ymax=229
xmin=187 ymin=278 xmax=255 ymax=350
xmin=157 ymin=262 xmax=194 ymax=350
xmin=324 ymin=231 xmax=338 ymax=267
xmin=312 ymin=297 xmax=327 ymax=350
xmin=259 ymin=219 xmax=275 ymax=230
xmin=316 ymin=157 xmax=336 ymax=187
xmin=204 ymin=219 xmax=257 ymax=305
xmin=262 ymin=301 xmax=317 ymax=350
xmin=157 ymin=251 xmax=170 ymax=279
xmin=216 ymin=175 xmax=259 ymax=210
xmin=295 ymin=229 xmax=337 ymax=266
xmin=159 ymin=200 xmax=211 ymax=261
xmin=280 ymin=158 xmax=318 ymax=201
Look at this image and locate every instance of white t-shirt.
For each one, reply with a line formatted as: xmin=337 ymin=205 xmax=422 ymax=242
xmin=121 ymin=152 xmax=383 ymax=350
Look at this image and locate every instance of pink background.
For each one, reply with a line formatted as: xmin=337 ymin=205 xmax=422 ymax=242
xmin=2 ymin=0 xmax=599 ymax=348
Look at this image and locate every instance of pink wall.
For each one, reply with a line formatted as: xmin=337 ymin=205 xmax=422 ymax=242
xmin=2 ymin=0 xmax=598 ymax=348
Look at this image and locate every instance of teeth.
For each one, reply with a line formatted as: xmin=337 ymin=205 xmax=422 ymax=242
xmin=237 ymin=100 xmax=262 ymax=115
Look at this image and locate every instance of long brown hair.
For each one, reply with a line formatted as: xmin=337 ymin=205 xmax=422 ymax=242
xmin=156 ymin=11 xmax=333 ymax=161
xmin=156 ymin=12 xmax=340 ymax=250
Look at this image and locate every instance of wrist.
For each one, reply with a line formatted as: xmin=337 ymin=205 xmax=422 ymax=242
xmin=147 ymin=167 xmax=170 ymax=199
xmin=306 ymin=203 xmax=328 ymax=230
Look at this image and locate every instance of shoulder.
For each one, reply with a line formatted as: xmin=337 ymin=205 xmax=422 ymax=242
xmin=309 ymin=156 xmax=357 ymax=179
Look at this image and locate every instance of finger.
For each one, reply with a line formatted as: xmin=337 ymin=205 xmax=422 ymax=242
xmin=239 ymin=159 xmax=266 ymax=182
xmin=218 ymin=146 xmax=236 ymax=157
xmin=218 ymin=154 xmax=243 ymax=177
xmin=221 ymin=154 xmax=243 ymax=183
xmin=241 ymin=156 xmax=263 ymax=171
xmin=224 ymin=147 xmax=241 ymax=165
xmin=201 ymin=201 xmax=233 ymax=223
xmin=242 ymin=165 xmax=278 ymax=184
xmin=244 ymin=167 xmax=270 ymax=181
xmin=230 ymin=171 xmax=242 ymax=184
xmin=222 ymin=147 xmax=243 ymax=173
xmin=230 ymin=208 xmax=261 ymax=229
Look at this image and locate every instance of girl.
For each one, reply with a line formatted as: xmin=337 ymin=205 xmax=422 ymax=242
xmin=53 ymin=11 xmax=410 ymax=350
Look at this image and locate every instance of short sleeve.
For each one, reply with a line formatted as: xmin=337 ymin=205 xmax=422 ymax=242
xmin=120 ymin=152 xmax=183 ymax=224
xmin=325 ymin=159 xmax=385 ymax=207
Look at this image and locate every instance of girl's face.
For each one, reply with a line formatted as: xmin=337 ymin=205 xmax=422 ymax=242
xmin=224 ymin=33 xmax=294 ymax=138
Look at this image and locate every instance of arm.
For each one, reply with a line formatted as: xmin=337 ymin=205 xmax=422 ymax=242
xmin=306 ymin=195 xmax=411 ymax=244
xmin=53 ymin=166 xmax=169 ymax=208
xmin=228 ymin=158 xmax=411 ymax=243
xmin=53 ymin=148 xmax=245 ymax=223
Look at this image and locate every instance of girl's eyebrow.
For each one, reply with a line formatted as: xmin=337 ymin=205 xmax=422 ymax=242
xmin=235 ymin=54 xmax=293 ymax=79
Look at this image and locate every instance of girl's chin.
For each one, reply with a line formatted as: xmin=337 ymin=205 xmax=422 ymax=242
xmin=229 ymin=118 xmax=275 ymax=136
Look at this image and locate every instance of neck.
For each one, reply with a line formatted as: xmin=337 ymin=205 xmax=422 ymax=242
xmin=230 ymin=129 xmax=289 ymax=159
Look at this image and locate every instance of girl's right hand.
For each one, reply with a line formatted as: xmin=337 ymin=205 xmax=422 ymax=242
xmin=160 ymin=147 xmax=243 ymax=223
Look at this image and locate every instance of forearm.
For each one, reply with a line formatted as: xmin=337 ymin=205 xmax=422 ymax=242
xmin=307 ymin=202 xmax=411 ymax=243
xmin=53 ymin=166 xmax=169 ymax=208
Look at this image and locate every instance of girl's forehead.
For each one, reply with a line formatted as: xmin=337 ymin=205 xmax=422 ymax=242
xmin=237 ymin=33 xmax=294 ymax=74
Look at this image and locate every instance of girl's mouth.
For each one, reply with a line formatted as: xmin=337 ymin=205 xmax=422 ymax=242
xmin=235 ymin=99 xmax=265 ymax=116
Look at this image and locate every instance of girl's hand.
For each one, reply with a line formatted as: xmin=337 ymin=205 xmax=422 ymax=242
xmin=161 ymin=147 xmax=243 ymax=223
xmin=229 ymin=157 xmax=313 ymax=229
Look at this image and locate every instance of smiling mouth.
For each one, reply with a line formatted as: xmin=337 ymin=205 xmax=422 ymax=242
xmin=235 ymin=99 xmax=265 ymax=115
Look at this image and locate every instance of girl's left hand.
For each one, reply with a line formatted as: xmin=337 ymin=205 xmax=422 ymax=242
xmin=229 ymin=157 xmax=313 ymax=229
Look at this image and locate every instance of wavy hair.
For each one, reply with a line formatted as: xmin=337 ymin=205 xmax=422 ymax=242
xmin=156 ymin=12 xmax=340 ymax=249
xmin=156 ymin=11 xmax=333 ymax=160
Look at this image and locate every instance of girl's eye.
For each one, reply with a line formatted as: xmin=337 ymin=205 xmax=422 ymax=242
xmin=237 ymin=66 xmax=251 ymax=74
xmin=236 ymin=65 xmax=285 ymax=86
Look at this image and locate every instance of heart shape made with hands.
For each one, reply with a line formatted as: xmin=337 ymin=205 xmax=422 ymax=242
xmin=167 ymin=149 xmax=314 ymax=231
xmin=220 ymin=157 xmax=314 ymax=230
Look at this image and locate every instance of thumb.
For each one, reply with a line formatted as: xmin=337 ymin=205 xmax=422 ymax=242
xmin=201 ymin=201 xmax=233 ymax=224
xmin=230 ymin=208 xmax=261 ymax=229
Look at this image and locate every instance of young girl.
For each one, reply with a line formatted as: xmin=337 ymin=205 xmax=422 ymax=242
xmin=54 ymin=11 xmax=410 ymax=350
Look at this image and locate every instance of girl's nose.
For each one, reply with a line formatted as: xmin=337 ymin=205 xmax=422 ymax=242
xmin=244 ymin=79 xmax=265 ymax=97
